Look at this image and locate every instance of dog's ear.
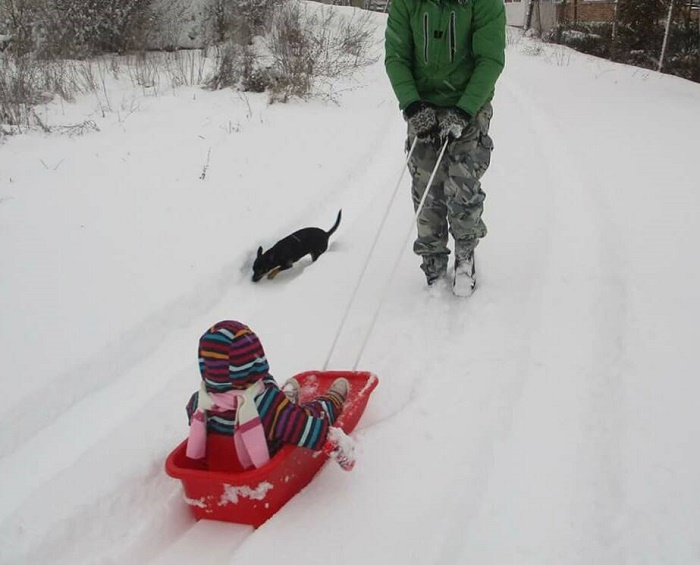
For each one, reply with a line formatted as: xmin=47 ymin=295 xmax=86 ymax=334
xmin=257 ymin=246 xmax=263 ymax=258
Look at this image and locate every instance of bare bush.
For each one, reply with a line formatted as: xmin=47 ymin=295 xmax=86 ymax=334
xmin=0 ymin=0 xmax=38 ymax=55
xmin=0 ymin=52 xmax=120 ymax=129
xmin=506 ymin=27 xmax=523 ymax=48
xmin=265 ymin=2 xmax=378 ymax=101
xmin=206 ymin=0 xmax=278 ymax=44
xmin=542 ymin=44 xmax=572 ymax=67
xmin=206 ymin=41 xmax=271 ymax=91
xmin=0 ymin=55 xmax=35 ymax=126
xmin=147 ymin=0 xmax=197 ymax=50
xmin=1 ymin=0 xmax=155 ymax=58
xmin=206 ymin=1 xmax=377 ymax=100
xmin=52 ymin=119 xmax=100 ymax=136
xmin=166 ymin=49 xmax=209 ymax=87
xmin=0 ymin=0 xmax=380 ymax=129
xmin=0 ymin=53 xmax=94 ymax=127
xmin=206 ymin=42 xmax=245 ymax=90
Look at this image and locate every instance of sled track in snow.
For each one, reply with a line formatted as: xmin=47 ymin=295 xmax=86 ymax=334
xmin=0 ymin=96 xmax=413 ymax=565
xmin=0 ymin=49 xmax=637 ymax=562
xmin=439 ymin=71 xmax=631 ymax=561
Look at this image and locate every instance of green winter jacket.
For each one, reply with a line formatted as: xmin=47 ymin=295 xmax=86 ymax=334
xmin=385 ymin=0 xmax=506 ymax=117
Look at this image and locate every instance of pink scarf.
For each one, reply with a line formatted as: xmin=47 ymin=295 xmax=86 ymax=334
xmin=186 ymin=380 xmax=270 ymax=469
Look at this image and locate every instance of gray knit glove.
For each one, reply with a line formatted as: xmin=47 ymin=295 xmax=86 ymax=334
xmin=438 ymin=107 xmax=473 ymax=143
xmin=403 ymin=101 xmax=438 ymax=140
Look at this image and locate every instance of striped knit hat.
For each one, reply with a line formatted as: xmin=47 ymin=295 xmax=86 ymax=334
xmin=198 ymin=320 xmax=270 ymax=392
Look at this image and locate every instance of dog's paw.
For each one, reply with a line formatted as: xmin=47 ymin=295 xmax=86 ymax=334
xmin=267 ymin=267 xmax=282 ymax=280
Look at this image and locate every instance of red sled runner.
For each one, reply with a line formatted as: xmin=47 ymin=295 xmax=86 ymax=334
xmin=165 ymin=370 xmax=378 ymax=528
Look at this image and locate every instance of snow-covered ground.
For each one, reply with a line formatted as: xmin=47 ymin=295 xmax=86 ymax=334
xmin=2 ymin=6 xmax=700 ymax=564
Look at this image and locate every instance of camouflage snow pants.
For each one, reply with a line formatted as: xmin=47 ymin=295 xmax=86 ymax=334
xmin=406 ymin=103 xmax=494 ymax=280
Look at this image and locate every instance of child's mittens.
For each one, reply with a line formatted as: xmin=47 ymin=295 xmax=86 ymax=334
xmin=322 ymin=427 xmax=356 ymax=471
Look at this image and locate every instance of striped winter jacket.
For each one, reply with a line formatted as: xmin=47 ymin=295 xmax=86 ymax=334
xmin=186 ymin=374 xmax=344 ymax=454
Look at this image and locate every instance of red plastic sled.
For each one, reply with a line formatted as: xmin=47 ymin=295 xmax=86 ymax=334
xmin=165 ymin=370 xmax=378 ymax=528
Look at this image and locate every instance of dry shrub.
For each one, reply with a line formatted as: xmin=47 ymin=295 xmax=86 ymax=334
xmin=0 ymin=54 xmax=78 ymax=127
xmin=265 ymin=2 xmax=377 ymax=101
xmin=0 ymin=0 xmax=155 ymax=58
xmin=0 ymin=53 xmax=115 ymax=128
xmin=206 ymin=0 xmax=278 ymax=45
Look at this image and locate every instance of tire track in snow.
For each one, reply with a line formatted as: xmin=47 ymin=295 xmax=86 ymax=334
xmin=0 ymin=89 xmax=410 ymax=562
xmin=411 ymin=87 xmax=562 ymax=564
xmin=0 ymin=258 xmax=256 ymax=527
xmin=331 ymin=71 xmax=565 ymax=562
xmin=0 ymin=240 xmax=331 ymax=561
xmin=0 ymin=116 xmax=394 ymax=485
xmin=440 ymin=69 xmax=629 ymax=563
xmin=0 ymin=21 xmax=426 ymax=561
xmin=139 ymin=96 xmax=410 ymax=565
xmin=0 ymin=362 xmax=195 ymax=563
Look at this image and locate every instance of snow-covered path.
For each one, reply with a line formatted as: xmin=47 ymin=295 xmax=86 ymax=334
xmin=1 ymin=12 xmax=700 ymax=565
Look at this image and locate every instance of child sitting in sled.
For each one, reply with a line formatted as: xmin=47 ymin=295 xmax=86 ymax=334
xmin=185 ymin=320 xmax=354 ymax=471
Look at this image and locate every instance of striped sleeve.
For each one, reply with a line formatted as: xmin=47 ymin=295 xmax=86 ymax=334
xmin=256 ymin=386 xmax=344 ymax=451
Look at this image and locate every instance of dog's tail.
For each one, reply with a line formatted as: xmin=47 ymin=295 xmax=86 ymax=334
xmin=326 ymin=209 xmax=342 ymax=237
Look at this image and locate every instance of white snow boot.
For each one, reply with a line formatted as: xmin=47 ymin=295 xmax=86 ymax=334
xmin=453 ymin=251 xmax=476 ymax=297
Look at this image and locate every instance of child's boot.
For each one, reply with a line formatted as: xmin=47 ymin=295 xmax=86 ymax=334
xmin=328 ymin=377 xmax=349 ymax=403
xmin=281 ymin=377 xmax=300 ymax=403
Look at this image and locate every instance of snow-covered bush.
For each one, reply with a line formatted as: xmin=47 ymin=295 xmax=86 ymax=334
xmin=206 ymin=41 xmax=272 ymax=92
xmin=0 ymin=0 xmax=379 ymax=122
xmin=208 ymin=0 xmax=277 ymax=44
xmin=206 ymin=1 xmax=377 ymax=102
xmin=265 ymin=2 xmax=377 ymax=101
xmin=543 ymin=0 xmax=698 ymax=83
xmin=0 ymin=0 xmax=155 ymax=57
xmin=543 ymin=23 xmax=611 ymax=59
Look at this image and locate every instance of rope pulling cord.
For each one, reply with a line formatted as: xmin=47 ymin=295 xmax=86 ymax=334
xmin=322 ymin=137 xmax=450 ymax=371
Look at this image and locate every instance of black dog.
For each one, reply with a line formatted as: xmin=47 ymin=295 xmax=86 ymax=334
xmin=252 ymin=210 xmax=342 ymax=282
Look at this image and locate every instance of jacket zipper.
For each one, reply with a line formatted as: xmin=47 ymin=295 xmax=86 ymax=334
xmin=422 ymin=12 xmax=429 ymax=64
xmin=449 ymin=11 xmax=456 ymax=63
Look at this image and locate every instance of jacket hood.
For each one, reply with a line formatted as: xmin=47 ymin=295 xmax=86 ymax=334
xmin=198 ymin=320 xmax=270 ymax=391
